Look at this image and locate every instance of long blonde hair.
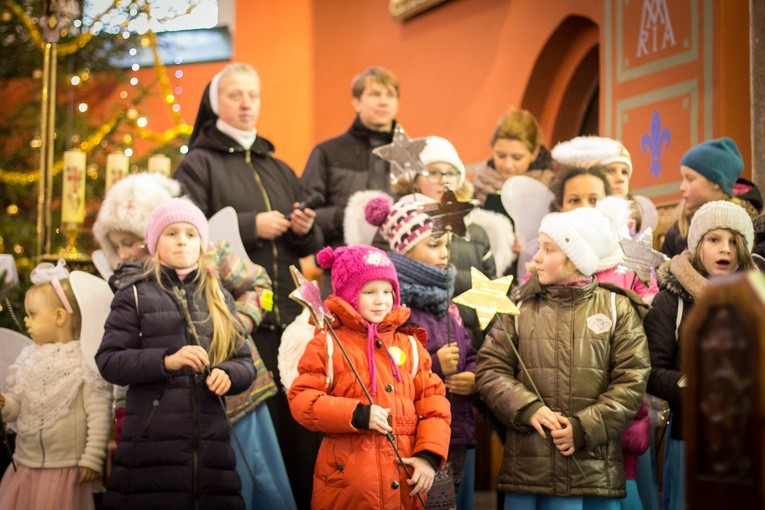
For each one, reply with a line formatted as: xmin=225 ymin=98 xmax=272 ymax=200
xmin=146 ymin=248 xmax=243 ymax=365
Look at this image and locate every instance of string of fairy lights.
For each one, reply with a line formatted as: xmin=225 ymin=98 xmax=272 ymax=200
xmin=0 ymin=0 xmax=197 ymax=187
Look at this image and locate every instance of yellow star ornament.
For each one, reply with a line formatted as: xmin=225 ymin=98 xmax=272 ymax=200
xmin=452 ymin=267 xmax=519 ymax=330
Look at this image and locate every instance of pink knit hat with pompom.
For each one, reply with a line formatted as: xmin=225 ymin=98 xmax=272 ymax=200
xmin=316 ymin=245 xmax=400 ymax=310
xmin=364 ymin=195 xmax=434 ymax=254
xmin=144 ymin=198 xmax=209 ymax=256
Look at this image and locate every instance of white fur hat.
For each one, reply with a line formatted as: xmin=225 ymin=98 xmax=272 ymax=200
xmin=551 ymin=136 xmax=632 ymax=177
xmin=92 ymin=172 xmax=181 ymax=268
xmin=687 ymin=200 xmax=754 ymax=254
xmin=419 ymin=136 xmax=466 ymax=187
xmin=538 ymin=207 xmax=614 ymax=277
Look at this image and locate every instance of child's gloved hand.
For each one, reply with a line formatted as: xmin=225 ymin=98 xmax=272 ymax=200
xmin=401 ymin=456 xmax=435 ymax=496
xmin=368 ymin=405 xmax=392 ymax=435
xmin=79 ymin=466 xmax=100 ymax=483
xmin=436 ymin=344 xmax=460 ymax=376
xmin=206 ymin=368 xmax=232 ymax=396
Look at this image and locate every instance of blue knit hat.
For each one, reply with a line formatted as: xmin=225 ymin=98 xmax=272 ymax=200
xmin=680 ymin=137 xmax=743 ymax=195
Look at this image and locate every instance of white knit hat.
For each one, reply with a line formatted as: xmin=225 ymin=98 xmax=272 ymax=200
xmin=419 ymin=136 xmax=466 ymax=187
xmin=538 ymin=207 xmax=614 ymax=277
xmin=551 ymin=136 xmax=632 ymax=177
xmin=687 ymin=200 xmax=754 ymax=253
xmin=92 ymin=172 xmax=181 ymax=268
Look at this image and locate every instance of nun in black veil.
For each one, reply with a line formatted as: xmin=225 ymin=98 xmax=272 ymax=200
xmin=176 ymin=62 xmax=323 ymax=510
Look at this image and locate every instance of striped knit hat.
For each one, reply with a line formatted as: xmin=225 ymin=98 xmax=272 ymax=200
xmin=364 ymin=195 xmax=434 ymax=254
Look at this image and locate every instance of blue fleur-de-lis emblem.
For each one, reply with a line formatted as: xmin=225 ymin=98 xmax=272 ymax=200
xmin=641 ymin=110 xmax=671 ymax=178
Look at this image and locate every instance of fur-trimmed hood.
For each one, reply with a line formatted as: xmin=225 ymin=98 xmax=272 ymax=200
xmin=655 ymin=252 xmax=707 ymax=303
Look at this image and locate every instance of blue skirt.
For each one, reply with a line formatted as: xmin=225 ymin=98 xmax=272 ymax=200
xmin=661 ymin=422 xmax=685 ymax=510
xmin=232 ymin=405 xmax=297 ymax=510
xmin=505 ymin=493 xmax=620 ymax=510
xmin=619 ymin=480 xmax=643 ymax=510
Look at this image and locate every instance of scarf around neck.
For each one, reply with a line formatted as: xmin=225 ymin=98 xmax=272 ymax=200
xmin=389 ymin=251 xmax=455 ymax=317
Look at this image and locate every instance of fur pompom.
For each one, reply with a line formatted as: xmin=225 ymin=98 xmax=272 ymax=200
xmin=364 ymin=196 xmax=394 ymax=227
xmin=596 ymin=196 xmax=633 ymax=240
xmin=316 ymin=246 xmax=336 ymax=269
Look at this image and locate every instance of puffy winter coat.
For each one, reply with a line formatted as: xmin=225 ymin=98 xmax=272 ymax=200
xmin=476 ymin=275 xmax=650 ymax=498
xmin=175 ymin=126 xmax=323 ymax=328
xmin=288 ymin=295 xmax=451 ymax=510
xmin=96 ymin=265 xmax=256 ymax=509
xmin=300 ymin=116 xmax=396 ymax=248
xmin=644 ymin=254 xmax=700 ymax=440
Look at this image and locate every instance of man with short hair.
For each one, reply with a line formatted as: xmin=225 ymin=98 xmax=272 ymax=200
xmin=300 ymin=66 xmax=400 ymax=251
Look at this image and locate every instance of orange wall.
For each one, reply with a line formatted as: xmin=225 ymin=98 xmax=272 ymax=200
xmin=223 ymin=0 xmax=603 ymax=172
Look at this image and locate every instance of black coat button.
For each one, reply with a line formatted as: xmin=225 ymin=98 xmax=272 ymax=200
xmin=375 ymin=339 xmax=383 ymax=348
xmin=385 ymin=384 xmax=393 ymax=392
xmin=391 ymin=480 xmax=399 ymax=489
xmin=337 ymin=463 xmax=344 ymax=472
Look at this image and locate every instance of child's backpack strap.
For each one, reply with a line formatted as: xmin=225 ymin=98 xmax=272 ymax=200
xmin=325 ymin=330 xmax=334 ymax=390
xmin=675 ymin=296 xmax=683 ymax=342
xmin=133 ymin=284 xmax=142 ymax=338
xmin=514 ymin=300 xmax=523 ymax=333
xmin=407 ymin=335 xmax=419 ymax=379
xmin=324 ymin=333 xmax=420 ymax=390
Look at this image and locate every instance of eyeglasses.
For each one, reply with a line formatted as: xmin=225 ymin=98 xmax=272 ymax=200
xmin=418 ymin=169 xmax=460 ymax=183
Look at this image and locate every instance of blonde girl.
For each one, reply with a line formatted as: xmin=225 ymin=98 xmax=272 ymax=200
xmin=0 ymin=260 xmax=111 ymax=510
xmin=96 ymin=198 xmax=255 ymax=509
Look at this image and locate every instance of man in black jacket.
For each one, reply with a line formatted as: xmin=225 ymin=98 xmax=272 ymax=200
xmin=300 ymin=66 xmax=400 ymax=246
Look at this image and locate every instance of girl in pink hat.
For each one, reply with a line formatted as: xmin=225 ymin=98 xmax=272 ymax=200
xmin=289 ymin=245 xmax=451 ymax=509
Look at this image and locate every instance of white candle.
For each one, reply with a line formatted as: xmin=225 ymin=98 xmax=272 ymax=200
xmin=62 ymin=149 xmax=86 ymax=224
xmin=106 ymin=152 xmax=129 ymax=191
xmin=148 ymin=154 xmax=171 ymax=176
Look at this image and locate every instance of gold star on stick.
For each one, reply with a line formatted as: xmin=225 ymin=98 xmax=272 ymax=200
xmin=453 ymin=267 xmax=518 ymax=330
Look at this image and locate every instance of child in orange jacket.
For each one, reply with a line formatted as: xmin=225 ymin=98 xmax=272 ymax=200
xmin=288 ymin=245 xmax=451 ymax=509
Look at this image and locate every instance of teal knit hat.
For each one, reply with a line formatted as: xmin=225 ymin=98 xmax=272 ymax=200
xmin=680 ymin=137 xmax=743 ymax=195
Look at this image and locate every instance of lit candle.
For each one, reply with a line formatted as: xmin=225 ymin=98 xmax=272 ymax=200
xmin=106 ymin=152 xmax=129 ymax=191
xmin=62 ymin=149 xmax=86 ymax=224
xmin=148 ymin=154 xmax=171 ymax=176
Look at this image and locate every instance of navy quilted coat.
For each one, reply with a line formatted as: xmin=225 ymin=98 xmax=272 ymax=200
xmin=96 ymin=264 xmax=255 ymax=509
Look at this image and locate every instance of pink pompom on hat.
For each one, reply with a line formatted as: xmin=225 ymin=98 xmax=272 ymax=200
xmin=144 ymin=198 xmax=210 ymax=256
xmin=364 ymin=195 xmax=434 ymax=254
xmin=316 ymin=245 xmax=400 ymax=310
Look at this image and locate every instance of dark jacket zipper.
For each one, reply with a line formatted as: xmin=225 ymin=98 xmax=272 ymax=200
xmin=247 ymin=149 xmax=282 ymax=326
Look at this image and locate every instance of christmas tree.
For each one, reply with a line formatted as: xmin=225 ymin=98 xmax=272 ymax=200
xmin=0 ymin=0 xmax=195 ymax=330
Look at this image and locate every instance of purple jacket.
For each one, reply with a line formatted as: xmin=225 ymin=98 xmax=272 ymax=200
xmin=409 ymin=307 xmax=477 ymax=445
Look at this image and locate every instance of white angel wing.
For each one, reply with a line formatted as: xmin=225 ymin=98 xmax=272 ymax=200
xmin=209 ymin=206 xmax=249 ymax=262
xmin=501 ymin=175 xmax=554 ymax=247
xmin=0 ymin=328 xmax=33 ymax=388
xmin=278 ymin=308 xmax=316 ymax=392
xmin=91 ymin=249 xmax=114 ymax=280
xmin=69 ymin=271 xmax=114 ymax=371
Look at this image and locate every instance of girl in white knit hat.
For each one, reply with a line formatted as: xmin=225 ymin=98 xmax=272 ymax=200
xmin=476 ymin=206 xmax=650 ymax=510
xmin=644 ymin=200 xmax=756 ymax=510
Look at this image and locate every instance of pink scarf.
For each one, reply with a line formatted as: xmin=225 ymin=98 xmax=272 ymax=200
xmin=365 ymin=321 xmax=402 ymax=396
